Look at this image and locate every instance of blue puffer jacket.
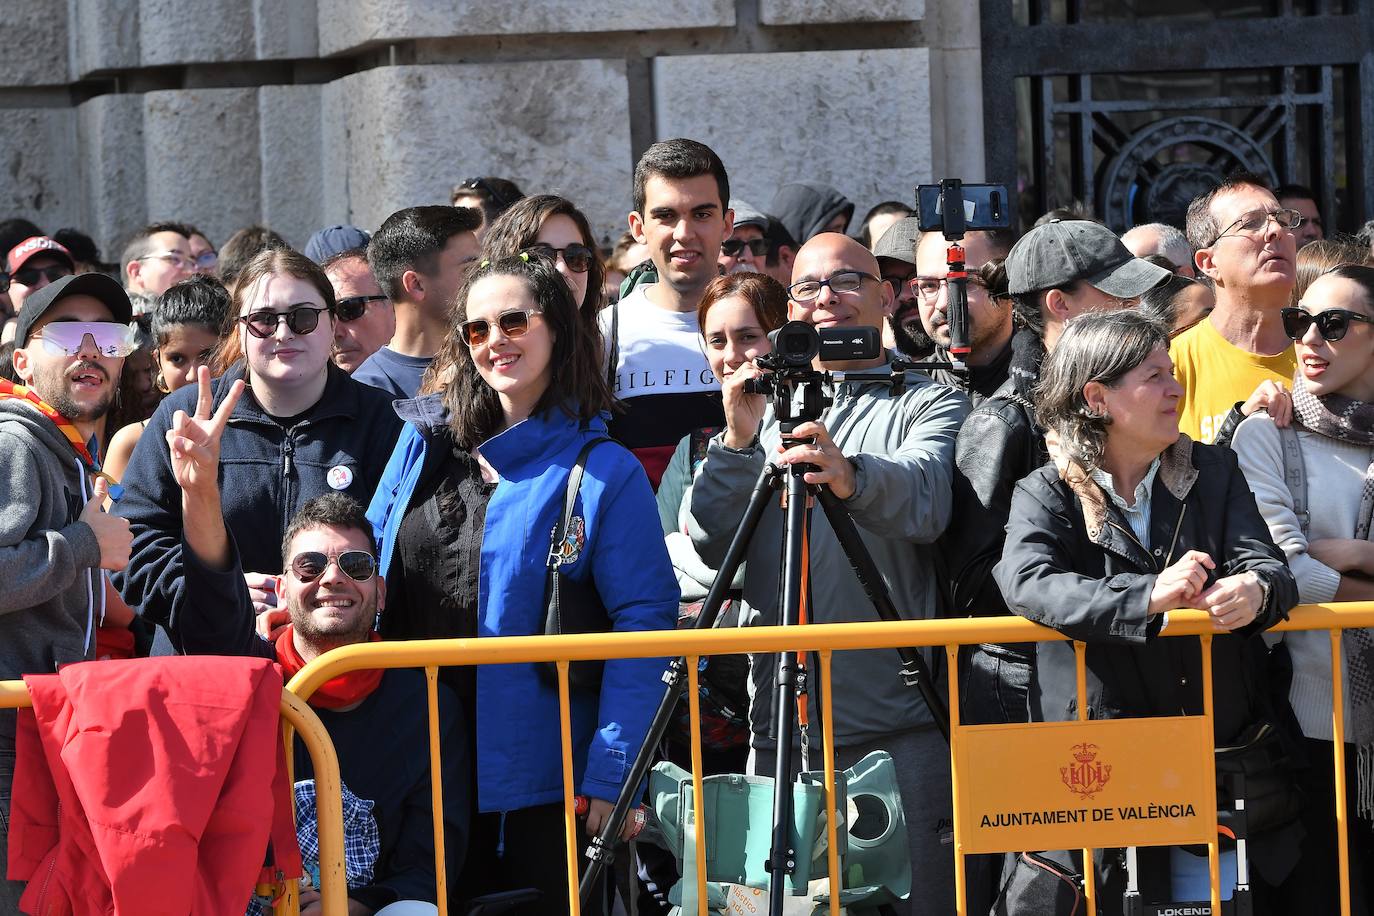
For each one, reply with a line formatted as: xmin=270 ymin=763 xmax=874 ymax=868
xmin=368 ymin=395 xmax=676 ymax=812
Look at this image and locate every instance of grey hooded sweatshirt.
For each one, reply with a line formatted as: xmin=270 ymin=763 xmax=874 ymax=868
xmin=769 ymin=181 xmax=855 ymax=244
xmin=0 ymin=400 xmax=102 ymax=730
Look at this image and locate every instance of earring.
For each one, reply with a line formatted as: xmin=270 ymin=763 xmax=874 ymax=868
xmin=154 ymin=370 xmax=169 ymax=394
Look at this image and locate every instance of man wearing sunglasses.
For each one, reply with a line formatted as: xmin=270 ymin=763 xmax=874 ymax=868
xmin=323 ymin=248 xmax=395 ymax=374
xmin=120 ymin=222 xmax=198 ymax=316
xmin=717 ymin=200 xmax=771 ymax=275
xmin=689 ymin=232 xmax=971 ymax=916
xmin=1175 ymin=172 xmax=1300 ymax=444
xmin=0 ymin=272 xmax=136 ymax=908
xmin=171 ymin=493 xmax=468 ymax=914
xmin=6 ymin=235 xmax=75 ymax=313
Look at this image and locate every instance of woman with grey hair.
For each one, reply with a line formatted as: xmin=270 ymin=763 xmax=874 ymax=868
xmin=992 ymin=309 xmax=1300 ymax=914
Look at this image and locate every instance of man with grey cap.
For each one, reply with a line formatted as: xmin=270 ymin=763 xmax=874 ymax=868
xmin=946 ymin=220 xmax=1169 ymax=710
xmin=0 ymin=272 xmax=136 ymax=905
xmin=872 ymin=216 xmax=935 ymax=359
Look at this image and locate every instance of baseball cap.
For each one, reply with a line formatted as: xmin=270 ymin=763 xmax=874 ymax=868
xmin=303 ymin=225 xmax=371 ymax=264
xmin=6 ymin=236 xmax=75 ymax=275
xmin=14 ymin=273 xmax=135 ymax=347
xmin=730 ymin=199 xmax=768 ymax=231
xmin=871 ymin=217 xmax=922 ymax=266
xmin=1006 ymin=220 xmax=1170 ymax=297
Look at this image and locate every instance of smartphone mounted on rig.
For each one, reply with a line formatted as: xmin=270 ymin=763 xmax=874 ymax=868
xmin=912 ymin=179 xmax=1012 ymax=370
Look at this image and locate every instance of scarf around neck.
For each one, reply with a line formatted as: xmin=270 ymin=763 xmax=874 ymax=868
xmin=0 ymin=379 xmax=123 ymax=499
xmin=274 ymin=627 xmax=383 ymax=709
xmin=1291 ymin=370 xmax=1374 ymax=814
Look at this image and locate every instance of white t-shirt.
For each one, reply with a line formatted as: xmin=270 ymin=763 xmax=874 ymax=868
xmin=598 ymin=284 xmax=723 ymax=487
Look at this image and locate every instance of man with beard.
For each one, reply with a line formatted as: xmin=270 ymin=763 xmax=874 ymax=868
xmin=173 ymin=493 xmax=468 ymax=914
xmin=871 ymin=217 xmax=935 ymax=359
xmin=913 ymin=227 xmax=1017 ymax=404
xmin=0 ymin=273 xmax=135 ymax=906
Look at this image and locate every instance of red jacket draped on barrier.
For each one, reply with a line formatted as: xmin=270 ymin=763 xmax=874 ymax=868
xmin=6 ymin=656 xmax=301 ymax=915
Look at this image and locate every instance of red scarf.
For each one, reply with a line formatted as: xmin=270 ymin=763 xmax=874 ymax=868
xmin=0 ymin=379 xmax=122 ymax=497
xmin=274 ymin=627 xmax=383 ymax=709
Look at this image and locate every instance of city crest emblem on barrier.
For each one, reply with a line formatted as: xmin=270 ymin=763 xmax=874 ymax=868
xmin=1061 ymin=743 xmax=1112 ymax=798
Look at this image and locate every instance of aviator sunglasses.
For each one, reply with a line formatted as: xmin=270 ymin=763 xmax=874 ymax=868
xmin=238 ymin=304 xmax=333 ymax=339
xmin=458 ymin=308 xmax=543 ymax=348
xmin=289 ymin=550 xmax=377 ymax=583
xmin=1281 ymin=306 xmax=1374 ymax=343
xmin=30 ymin=322 xmax=140 ymax=358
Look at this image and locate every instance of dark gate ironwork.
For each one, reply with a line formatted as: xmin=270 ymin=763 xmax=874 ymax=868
xmin=981 ymin=1 xmax=1374 ymax=234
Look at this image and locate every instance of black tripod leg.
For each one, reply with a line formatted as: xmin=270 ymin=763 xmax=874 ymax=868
xmin=814 ymin=486 xmax=951 ymax=742
xmin=767 ymin=465 xmax=810 ymax=912
xmin=579 ymin=462 xmax=783 ymax=905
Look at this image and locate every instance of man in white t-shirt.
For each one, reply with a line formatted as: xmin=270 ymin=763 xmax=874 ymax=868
xmin=600 ymin=138 xmax=733 ymax=488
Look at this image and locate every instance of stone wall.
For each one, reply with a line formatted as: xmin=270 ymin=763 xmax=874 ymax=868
xmin=0 ymin=0 xmax=984 ymax=255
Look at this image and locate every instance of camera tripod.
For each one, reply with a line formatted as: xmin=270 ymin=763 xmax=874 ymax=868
xmin=581 ymin=397 xmax=951 ymax=910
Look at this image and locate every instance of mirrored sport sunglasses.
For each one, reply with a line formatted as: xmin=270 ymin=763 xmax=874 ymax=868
xmin=238 ymin=304 xmax=332 ymax=339
xmin=720 ymin=238 xmax=771 ymax=258
xmin=458 ymin=308 xmax=542 ymax=348
xmin=335 ymin=294 xmax=389 ymax=322
xmin=289 ymin=550 xmax=377 ymax=583
xmin=524 ymin=243 xmax=594 ymax=273
xmin=31 ymin=322 xmax=140 ymax=358
xmin=1281 ymin=306 xmax=1374 ymax=342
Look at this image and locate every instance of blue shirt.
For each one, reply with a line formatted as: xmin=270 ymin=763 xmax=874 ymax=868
xmin=1089 ymin=458 xmax=1160 ymax=549
xmin=352 ymin=347 xmax=432 ymax=400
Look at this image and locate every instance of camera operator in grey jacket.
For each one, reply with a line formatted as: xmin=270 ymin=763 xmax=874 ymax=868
xmin=688 ymin=233 xmax=969 ymax=916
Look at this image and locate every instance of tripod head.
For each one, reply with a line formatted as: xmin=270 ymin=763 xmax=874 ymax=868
xmin=742 ymin=320 xmax=882 ymax=435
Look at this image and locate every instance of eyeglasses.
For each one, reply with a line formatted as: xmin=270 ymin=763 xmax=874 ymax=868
xmin=13 ymin=264 xmax=73 ymax=287
xmin=335 ymin=295 xmax=389 ymax=322
xmin=30 ymin=321 xmax=140 ymax=358
xmin=1281 ymin=306 xmax=1374 ymax=342
xmin=909 ymin=275 xmax=990 ymax=301
xmin=191 ymin=251 xmax=218 ymax=271
xmin=289 ymin=550 xmax=377 ymax=583
xmin=136 ymin=251 xmax=199 ymax=272
xmin=720 ymin=238 xmax=771 ymax=258
xmin=788 ymin=271 xmax=881 ymax=302
xmin=458 ymin=308 xmax=542 ymax=348
xmin=524 ymin=243 xmax=593 ymax=274
xmin=238 ymin=305 xmax=332 ymax=339
xmin=1209 ymin=208 xmax=1303 ymax=245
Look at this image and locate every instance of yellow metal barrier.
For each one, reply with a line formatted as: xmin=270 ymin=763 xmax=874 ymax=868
xmin=0 ymin=681 xmax=349 ymax=916
xmin=282 ymin=601 xmax=1374 ymax=916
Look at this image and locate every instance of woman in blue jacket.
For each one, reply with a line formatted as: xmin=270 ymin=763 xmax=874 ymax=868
xmin=368 ymin=254 xmax=676 ymax=909
xmin=113 ymin=247 xmax=402 ymax=653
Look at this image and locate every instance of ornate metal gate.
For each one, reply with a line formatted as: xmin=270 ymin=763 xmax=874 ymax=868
xmin=981 ymin=0 xmax=1374 ymax=233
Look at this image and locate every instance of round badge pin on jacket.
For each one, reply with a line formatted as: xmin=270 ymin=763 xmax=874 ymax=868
xmin=327 ymin=465 xmax=354 ymax=490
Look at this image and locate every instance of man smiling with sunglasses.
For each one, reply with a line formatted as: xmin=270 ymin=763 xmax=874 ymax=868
xmin=0 ymin=272 xmax=136 ymax=908
xmin=1174 ymin=172 xmax=1301 ymax=444
xmin=170 ymin=493 xmax=468 ymax=914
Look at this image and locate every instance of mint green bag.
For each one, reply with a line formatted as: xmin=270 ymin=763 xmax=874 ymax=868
xmin=647 ymin=750 xmax=910 ymax=913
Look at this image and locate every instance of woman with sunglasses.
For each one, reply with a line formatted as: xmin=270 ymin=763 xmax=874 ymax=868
xmin=481 ymin=194 xmax=605 ymax=322
xmin=1232 ymin=263 xmax=1374 ymax=911
xmin=113 ymin=247 xmax=403 ymax=654
xmin=368 ymin=255 xmax=675 ymax=909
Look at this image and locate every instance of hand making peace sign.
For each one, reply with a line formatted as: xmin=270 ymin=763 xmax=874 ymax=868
xmin=166 ymin=366 xmax=246 ymax=497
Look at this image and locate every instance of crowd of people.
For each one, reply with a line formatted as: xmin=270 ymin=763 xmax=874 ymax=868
xmin=0 ymin=137 xmax=1370 ymax=916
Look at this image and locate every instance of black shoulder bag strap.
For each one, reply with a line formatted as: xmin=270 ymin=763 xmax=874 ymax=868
xmin=544 ymin=437 xmax=613 ymax=634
